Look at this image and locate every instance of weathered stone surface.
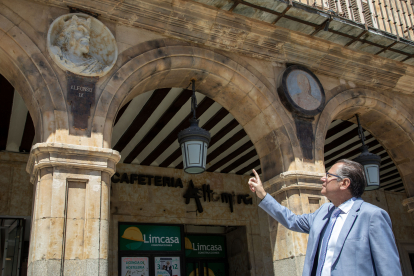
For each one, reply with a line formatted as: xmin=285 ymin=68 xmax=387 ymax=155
xmin=273 ymin=256 xmax=306 ymax=276
xmin=47 ymin=13 xmax=117 ymax=77
xmin=24 ymin=143 xmax=120 ymax=276
xmin=0 ymin=152 xmax=32 ymax=216
xmin=30 ymin=259 xmax=61 ymax=276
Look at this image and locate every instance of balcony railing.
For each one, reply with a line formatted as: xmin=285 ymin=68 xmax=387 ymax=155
xmin=193 ymin=0 xmax=414 ymax=63
xmin=303 ymin=0 xmax=414 ymax=40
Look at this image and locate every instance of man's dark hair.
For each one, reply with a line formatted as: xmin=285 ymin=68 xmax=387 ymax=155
xmin=334 ymin=159 xmax=366 ymax=197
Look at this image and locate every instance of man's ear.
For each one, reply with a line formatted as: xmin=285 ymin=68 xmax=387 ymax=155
xmin=340 ymin=178 xmax=351 ymax=190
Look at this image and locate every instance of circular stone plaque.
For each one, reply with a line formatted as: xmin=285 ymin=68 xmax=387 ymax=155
xmin=47 ymin=13 xmax=118 ymax=77
xmin=277 ymin=65 xmax=325 ymax=117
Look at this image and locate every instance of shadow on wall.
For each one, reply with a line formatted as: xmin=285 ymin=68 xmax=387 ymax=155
xmin=226 ymin=227 xmax=250 ymax=276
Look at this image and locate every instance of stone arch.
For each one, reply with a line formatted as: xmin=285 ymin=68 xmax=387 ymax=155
xmin=93 ymin=39 xmax=302 ymax=180
xmin=0 ymin=4 xmax=67 ymax=144
xmin=315 ymin=87 xmax=414 ymax=195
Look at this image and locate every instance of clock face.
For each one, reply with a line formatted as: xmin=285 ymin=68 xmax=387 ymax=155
xmin=286 ymin=70 xmax=323 ymax=111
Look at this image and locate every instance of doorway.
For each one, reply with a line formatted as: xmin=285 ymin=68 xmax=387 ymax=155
xmin=0 ymin=218 xmax=29 ymax=276
xmin=185 ymin=259 xmax=226 ymax=276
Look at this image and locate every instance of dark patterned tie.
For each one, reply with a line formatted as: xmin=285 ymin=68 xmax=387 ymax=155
xmin=316 ymin=207 xmax=342 ymax=276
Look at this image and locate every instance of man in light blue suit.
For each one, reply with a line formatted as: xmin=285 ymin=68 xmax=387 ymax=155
xmin=249 ymin=159 xmax=402 ymax=276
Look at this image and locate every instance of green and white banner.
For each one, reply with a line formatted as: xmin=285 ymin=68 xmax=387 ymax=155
xmin=120 ymin=224 xmax=181 ymax=251
xmin=184 ymin=235 xmax=226 ymax=258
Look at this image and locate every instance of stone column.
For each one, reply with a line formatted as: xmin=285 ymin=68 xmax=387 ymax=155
xmin=263 ymin=171 xmax=327 ymax=276
xmin=26 ymin=143 xmax=120 ymax=276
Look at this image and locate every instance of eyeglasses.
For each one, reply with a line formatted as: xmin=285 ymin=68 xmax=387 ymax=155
xmin=325 ymin=172 xmax=342 ymax=181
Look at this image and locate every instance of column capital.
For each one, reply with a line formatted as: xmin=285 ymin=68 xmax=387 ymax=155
xmin=264 ymin=170 xmax=324 ymax=196
xmin=402 ymin=197 xmax=414 ymax=213
xmin=26 ymin=143 xmax=121 ymax=184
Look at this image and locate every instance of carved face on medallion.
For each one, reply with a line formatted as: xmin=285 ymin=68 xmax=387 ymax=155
xmin=47 ymin=13 xmax=117 ymax=77
xmin=277 ymin=65 xmax=325 ymax=117
xmin=287 ymin=71 xmax=322 ymax=111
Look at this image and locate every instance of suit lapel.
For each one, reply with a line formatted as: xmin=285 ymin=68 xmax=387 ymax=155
xmin=331 ymin=198 xmax=364 ymax=264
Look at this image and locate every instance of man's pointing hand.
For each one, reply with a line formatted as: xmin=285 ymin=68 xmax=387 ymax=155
xmin=248 ymin=169 xmax=267 ymax=200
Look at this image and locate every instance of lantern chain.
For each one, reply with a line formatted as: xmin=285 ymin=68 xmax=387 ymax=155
xmin=356 ymin=114 xmax=366 ymax=146
xmin=191 ymin=79 xmax=197 ymax=120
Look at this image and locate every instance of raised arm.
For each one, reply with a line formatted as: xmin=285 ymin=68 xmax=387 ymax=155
xmin=248 ymin=169 xmax=320 ymax=234
xmin=259 ymin=194 xmax=320 ymax=233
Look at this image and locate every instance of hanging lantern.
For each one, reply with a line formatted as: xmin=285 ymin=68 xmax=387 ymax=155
xmin=353 ymin=114 xmax=381 ymax=190
xmin=177 ymin=80 xmax=211 ymax=174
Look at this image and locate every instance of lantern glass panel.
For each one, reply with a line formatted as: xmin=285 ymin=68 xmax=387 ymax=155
xmin=180 ymin=141 xmax=207 ymax=174
xmin=364 ymin=164 xmax=380 ymax=190
xmin=186 ymin=142 xmax=202 ymax=165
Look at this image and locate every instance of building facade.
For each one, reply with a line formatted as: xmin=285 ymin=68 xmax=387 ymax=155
xmin=0 ymin=0 xmax=414 ymax=275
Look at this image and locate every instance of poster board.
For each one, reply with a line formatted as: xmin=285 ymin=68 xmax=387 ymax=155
xmin=121 ymin=257 xmax=149 ymax=276
xmin=155 ymin=256 xmax=181 ymax=276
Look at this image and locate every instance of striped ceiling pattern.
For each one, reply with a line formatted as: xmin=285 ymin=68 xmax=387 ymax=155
xmin=0 ymin=75 xmax=406 ymax=192
xmin=112 ymin=88 xmax=261 ymax=175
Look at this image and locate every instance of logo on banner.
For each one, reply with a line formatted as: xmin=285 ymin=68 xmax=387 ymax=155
xmin=184 ymin=236 xmax=223 ymax=257
xmin=185 ymin=237 xmax=193 ymax=256
xmin=122 ymin=226 xmax=179 ymax=250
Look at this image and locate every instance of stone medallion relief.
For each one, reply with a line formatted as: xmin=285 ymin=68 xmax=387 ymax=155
xmin=47 ymin=13 xmax=118 ymax=131
xmin=277 ymin=65 xmax=325 ymax=117
xmin=287 ymin=71 xmax=322 ymax=111
xmin=47 ymin=13 xmax=117 ymax=77
xmin=277 ymin=65 xmax=326 ymax=160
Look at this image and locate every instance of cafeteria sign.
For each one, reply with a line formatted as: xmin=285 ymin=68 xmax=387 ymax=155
xmin=120 ymin=224 xmax=181 ymax=251
xmin=185 ymin=235 xmax=226 ymax=258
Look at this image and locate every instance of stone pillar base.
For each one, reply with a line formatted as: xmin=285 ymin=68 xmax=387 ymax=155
xmin=26 ymin=143 xmax=120 ymax=276
xmin=264 ymin=171 xmax=326 ymax=276
xmin=273 ymin=256 xmax=306 ymax=276
xmin=28 ymin=260 xmax=61 ymax=276
xmin=28 ymin=259 xmax=108 ymax=276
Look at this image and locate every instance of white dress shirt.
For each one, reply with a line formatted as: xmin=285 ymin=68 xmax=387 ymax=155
xmin=320 ymin=197 xmax=356 ymax=276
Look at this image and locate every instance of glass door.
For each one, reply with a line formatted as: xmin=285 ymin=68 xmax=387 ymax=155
xmin=186 ymin=261 xmax=199 ymax=276
xmin=1 ymin=219 xmax=24 ymax=276
xmin=186 ymin=260 xmax=226 ymax=276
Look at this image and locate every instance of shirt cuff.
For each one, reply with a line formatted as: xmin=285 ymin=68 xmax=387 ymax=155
xmin=258 ymin=193 xmax=269 ymax=205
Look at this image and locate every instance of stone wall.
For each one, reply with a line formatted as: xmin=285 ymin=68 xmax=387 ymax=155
xmin=109 ymin=162 xmax=273 ymax=276
xmin=0 ymin=152 xmax=32 ymax=217
xmin=362 ymin=190 xmax=414 ymax=243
